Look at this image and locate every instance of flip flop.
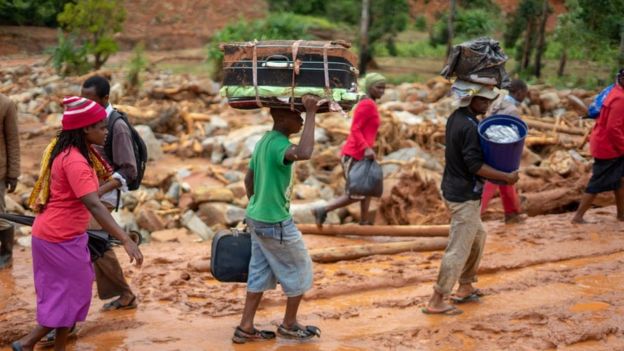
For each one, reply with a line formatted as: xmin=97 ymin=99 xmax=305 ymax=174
xmin=11 ymin=342 xmax=22 ymax=351
xmin=232 ymin=326 xmax=276 ymax=344
xmin=102 ymin=296 xmax=137 ymax=311
xmin=421 ymin=306 xmax=463 ymax=316
xmin=450 ymin=293 xmax=481 ymax=304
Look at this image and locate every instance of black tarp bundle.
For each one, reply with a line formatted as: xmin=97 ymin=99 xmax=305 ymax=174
xmin=441 ymin=37 xmax=510 ymax=88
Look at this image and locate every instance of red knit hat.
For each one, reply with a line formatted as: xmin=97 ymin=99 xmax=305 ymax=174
xmin=62 ymin=96 xmax=107 ymax=131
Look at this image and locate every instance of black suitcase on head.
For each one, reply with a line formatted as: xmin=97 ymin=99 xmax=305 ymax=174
xmin=210 ymin=228 xmax=252 ymax=283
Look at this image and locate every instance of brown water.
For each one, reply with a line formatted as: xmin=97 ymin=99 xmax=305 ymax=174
xmin=2 ymin=207 xmax=624 ymax=350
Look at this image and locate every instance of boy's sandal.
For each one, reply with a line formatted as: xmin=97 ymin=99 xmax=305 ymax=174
xmin=421 ymin=306 xmax=463 ymax=316
xmin=232 ymin=326 xmax=276 ymax=344
xmin=37 ymin=325 xmax=78 ymax=347
xmin=102 ymin=296 xmax=137 ymax=311
xmin=277 ymin=324 xmax=321 ymax=340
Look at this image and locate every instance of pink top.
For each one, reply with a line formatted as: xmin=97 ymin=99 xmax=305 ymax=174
xmin=33 ymin=147 xmax=98 ymax=243
xmin=341 ymin=99 xmax=381 ymax=160
xmin=590 ymin=83 xmax=624 ymax=159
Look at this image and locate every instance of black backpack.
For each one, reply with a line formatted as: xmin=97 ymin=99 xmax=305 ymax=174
xmin=104 ymin=110 xmax=148 ymax=190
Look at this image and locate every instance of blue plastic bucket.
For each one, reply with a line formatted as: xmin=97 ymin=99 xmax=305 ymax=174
xmin=477 ymin=114 xmax=528 ymax=173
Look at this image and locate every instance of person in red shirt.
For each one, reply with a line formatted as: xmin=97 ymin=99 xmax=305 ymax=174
xmin=12 ymin=97 xmax=143 ymax=351
xmin=313 ymin=73 xmax=385 ymax=226
xmin=572 ymin=69 xmax=624 ymax=223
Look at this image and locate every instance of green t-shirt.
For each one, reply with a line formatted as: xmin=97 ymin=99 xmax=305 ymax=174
xmin=246 ymin=131 xmax=294 ymax=223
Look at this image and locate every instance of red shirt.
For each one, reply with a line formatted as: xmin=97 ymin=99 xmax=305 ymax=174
xmin=32 ymin=147 xmax=99 ymax=243
xmin=590 ymin=83 xmax=624 ymax=159
xmin=341 ymin=98 xmax=381 ymax=160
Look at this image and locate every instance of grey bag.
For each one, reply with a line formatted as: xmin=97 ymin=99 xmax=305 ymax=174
xmin=347 ymin=159 xmax=384 ymax=197
xmin=441 ymin=37 xmax=510 ymax=88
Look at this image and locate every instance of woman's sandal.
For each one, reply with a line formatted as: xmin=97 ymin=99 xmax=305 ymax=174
xmin=37 ymin=325 xmax=78 ymax=347
xmin=231 ymin=326 xmax=276 ymax=344
xmin=11 ymin=341 xmax=23 ymax=351
xmin=277 ymin=324 xmax=321 ymax=340
xmin=102 ymin=296 xmax=137 ymax=311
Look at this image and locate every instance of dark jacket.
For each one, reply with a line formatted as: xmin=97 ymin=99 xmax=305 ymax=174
xmin=0 ymin=94 xmax=20 ymax=180
xmin=441 ymin=107 xmax=484 ymax=202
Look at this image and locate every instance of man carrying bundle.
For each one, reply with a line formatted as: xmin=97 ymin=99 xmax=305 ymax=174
xmin=234 ymin=95 xmax=323 ymax=343
xmin=422 ymin=80 xmax=519 ymax=315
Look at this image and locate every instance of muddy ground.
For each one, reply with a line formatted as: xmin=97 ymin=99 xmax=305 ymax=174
xmin=1 ymin=205 xmax=623 ymax=350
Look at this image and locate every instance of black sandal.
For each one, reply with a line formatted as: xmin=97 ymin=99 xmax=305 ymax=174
xmin=102 ymin=296 xmax=137 ymax=311
xmin=232 ymin=326 xmax=276 ymax=344
xmin=277 ymin=324 xmax=321 ymax=340
xmin=37 ymin=325 xmax=78 ymax=347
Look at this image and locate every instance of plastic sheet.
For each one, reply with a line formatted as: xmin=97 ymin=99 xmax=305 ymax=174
xmin=484 ymin=124 xmax=520 ymax=143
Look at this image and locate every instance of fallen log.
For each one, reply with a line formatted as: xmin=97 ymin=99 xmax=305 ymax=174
xmin=523 ymin=116 xmax=586 ymax=136
xmin=298 ymin=224 xmax=449 ymax=237
xmin=309 ymin=238 xmax=448 ymax=263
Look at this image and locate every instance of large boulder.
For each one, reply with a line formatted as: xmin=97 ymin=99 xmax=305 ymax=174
xmin=135 ymin=125 xmax=163 ymax=161
xmin=181 ymin=210 xmax=215 ymax=241
xmin=192 ymin=186 xmax=234 ymax=204
xmin=136 ymin=208 xmax=166 ymax=232
xmin=197 ymin=202 xmax=246 ymax=228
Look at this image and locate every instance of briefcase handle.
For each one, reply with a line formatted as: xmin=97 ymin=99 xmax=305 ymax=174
xmin=262 ymin=55 xmax=292 ymax=68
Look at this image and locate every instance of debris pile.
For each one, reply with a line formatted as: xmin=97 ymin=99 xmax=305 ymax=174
xmin=1 ymin=63 xmax=606 ymax=243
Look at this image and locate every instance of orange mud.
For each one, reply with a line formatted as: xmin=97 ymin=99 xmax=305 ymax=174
xmin=2 ymin=207 xmax=624 ymax=350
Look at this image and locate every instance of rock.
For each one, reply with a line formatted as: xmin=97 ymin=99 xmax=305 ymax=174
xmin=112 ymin=209 xmax=139 ymax=232
xmin=166 ymin=182 xmax=181 ymax=203
xmin=566 ymin=95 xmax=588 ymax=115
xmin=181 ymin=210 xmax=215 ymax=241
xmin=548 ymin=150 xmax=576 ymax=176
xmin=393 ymin=111 xmax=424 ymax=126
xmin=529 ymin=104 xmax=541 ymax=117
xmin=17 ymin=235 xmax=31 ymax=248
xmin=382 ymin=147 xmax=443 ymax=175
xmin=539 ymin=92 xmax=561 ymax=112
xmin=136 ymin=208 xmax=166 ymax=232
xmin=290 ymin=200 xmax=340 ymax=224
xmin=151 ymin=228 xmax=191 ymax=243
xmin=197 ymin=202 xmax=246 ymax=227
xmin=18 ymin=226 xmax=31 ymax=236
xmin=5 ymin=196 xmax=25 ymax=215
xmin=223 ymin=125 xmax=270 ymax=158
xmin=427 ymin=80 xmax=450 ymax=103
xmin=227 ymin=181 xmax=247 ymax=199
xmin=193 ymin=186 xmax=234 ymax=204
xmin=520 ymin=147 xmax=542 ymax=167
xmin=178 ymin=192 xmax=195 ymax=211
xmin=314 ymin=128 xmax=329 ymax=143
xmin=223 ymin=170 xmax=244 ymax=183
xmin=135 ymin=125 xmax=164 ymax=161
xmin=293 ymin=184 xmax=320 ymax=200
xmin=188 ymin=259 xmax=211 ymax=272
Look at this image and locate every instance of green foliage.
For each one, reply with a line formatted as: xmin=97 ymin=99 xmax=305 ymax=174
xmin=459 ymin=0 xmax=500 ymax=13
xmin=577 ymin=0 xmax=624 ymax=44
xmin=430 ymin=9 xmax=498 ymax=46
xmin=126 ymin=42 xmax=148 ymax=91
xmin=57 ymin=0 xmax=126 ymax=69
xmin=413 ymin=15 xmax=428 ymax=32
xmin=0 ymin=0 xmax=71 ymax=26
xmin=47 ymin=30 xmax=90 ymax=76
xmin=206 ymin=13 xmax=315 ymax=79
xmin=373 ymin=40 xmax=446 ymax=58
xmin=503 ymin=0 xmax=544 ymax=48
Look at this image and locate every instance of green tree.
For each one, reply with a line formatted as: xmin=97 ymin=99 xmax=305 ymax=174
xmin=552 ymin=0 xmax=584 ymax=76
xmin=0 ymin=0 xmax=71 ymax=26
xmin=57 ymin=0 xmax=126 ymax=70
xmin=503 ymin=0 xmax=547 ymax=72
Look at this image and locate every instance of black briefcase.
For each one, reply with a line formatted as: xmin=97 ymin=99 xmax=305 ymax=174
xmin=210 ymin=228 xmax=251 ymax=283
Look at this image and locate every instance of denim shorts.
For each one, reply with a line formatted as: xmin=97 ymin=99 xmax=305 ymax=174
xmin=246 ymin=217 xmax=313 ymax=297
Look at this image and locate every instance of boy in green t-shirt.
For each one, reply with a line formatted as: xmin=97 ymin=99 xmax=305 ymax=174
xmin=233 ymin=95 xmax=324 ymax=344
